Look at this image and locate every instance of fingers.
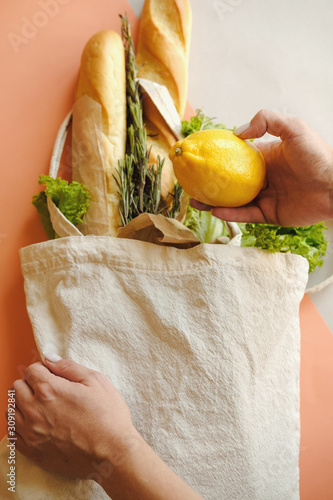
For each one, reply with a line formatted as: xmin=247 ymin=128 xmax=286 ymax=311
xmin=234 ymin=109 xmax=305 ymax=141
xmin=12 ymin=379 xmax=33 ymax=409
xmin=24 ymin=357 xmax=91 ymax=388
xmin=211 ymin=205 xmax=267 ymax=224
xmin=190 ymin=198 xmax=268 ymax=224
xmin=44 ymin=357 xmax=93 ymax=385
xmin=189 ymin=199 xmax=213 ymax=211
xmin=25 ymin=362 xmax=52 ymax=392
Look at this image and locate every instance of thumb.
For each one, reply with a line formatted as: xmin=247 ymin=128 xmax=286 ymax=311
xmin=233 ymin=109 xmax=302 ymax=141
xmin=43 ymin=352 xmax=91 ymax=384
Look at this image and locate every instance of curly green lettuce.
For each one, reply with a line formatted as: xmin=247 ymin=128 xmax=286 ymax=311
xmin=240 ymin=223 xmax=327 ymax=273
xmin=184 ymin=206 xmax=327 ymax=273
xmin=181 ymin=109 xmax=232 ymax=137
xmin=32 ymin=175 xmax=90 ymax=239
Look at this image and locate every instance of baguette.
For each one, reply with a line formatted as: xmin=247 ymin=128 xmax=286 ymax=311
xmin=75 ymin=30 xmax=126 ymax=236
xmin=136 ymin=0 xmax=192 ymax=200
xmin=137 ymin=0 xmax=192 ymax=117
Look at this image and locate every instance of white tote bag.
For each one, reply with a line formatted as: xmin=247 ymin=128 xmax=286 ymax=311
xmin=0 ymin=233 xmax=308 ymax=500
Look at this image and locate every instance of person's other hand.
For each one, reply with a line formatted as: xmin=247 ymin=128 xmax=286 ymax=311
xmin=191 ymin=109 xmax=333 ymax=226
xmin=7 ymin=357 xmax=137 ymax=483
xmin=6 ymin=357 xmax=205 ymax=500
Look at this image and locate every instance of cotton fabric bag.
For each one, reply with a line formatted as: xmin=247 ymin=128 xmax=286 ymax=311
xmin=0 ymin=233 xmax=308 ymax=499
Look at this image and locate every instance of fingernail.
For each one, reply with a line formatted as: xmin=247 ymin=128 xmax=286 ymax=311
xmin=43 ymin=352 xmax=62 ymax=363
xmin=233 ymin=122 xmax=251 ymax=136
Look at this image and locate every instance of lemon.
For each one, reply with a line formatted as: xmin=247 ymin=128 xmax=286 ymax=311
xmin=169 ymin=129 xmax=266 ymax=207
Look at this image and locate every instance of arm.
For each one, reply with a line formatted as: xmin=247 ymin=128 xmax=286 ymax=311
xmin=191 ymin=109 xmax=333 ymax=227
xmin=7 ymin=356 xmax=204 ymax=500
xmin=101 ymin=430 xmax=204 ymax=500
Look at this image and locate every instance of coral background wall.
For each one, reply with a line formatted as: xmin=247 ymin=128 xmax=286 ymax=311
xmin=1 ymin=1 xmax=333 ymax=498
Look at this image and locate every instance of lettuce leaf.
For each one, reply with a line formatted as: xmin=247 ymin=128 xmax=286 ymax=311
xmin=183 ymin=205 xmax=327 ymax=273
xmin=181 ymin=109 xmax=233 ymax=137
xmin=240 ymin=223 xmax=327 ymax=273
xmin=184 ymin=205 xmax=229 ymax=243
xmin=32 ymin=190 xmax=55 ymax=239
xmin=32 ymin=175 xmax=90 ymax=239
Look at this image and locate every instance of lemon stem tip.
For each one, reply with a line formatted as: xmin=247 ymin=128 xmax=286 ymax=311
xmin=175 ymin=147 xmax=182 ymax=156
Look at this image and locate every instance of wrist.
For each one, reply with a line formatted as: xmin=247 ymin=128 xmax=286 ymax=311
xmin=95 ymin=424 xmax=141 ymax=492
xmin=97 ymin=428 xmax=204 ymax=500
xmin=97 ymin=427 xmax=147 ymax=499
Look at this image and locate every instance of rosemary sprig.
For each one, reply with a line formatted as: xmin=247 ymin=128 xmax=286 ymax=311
xmin=115 ymin=14 xmax=183 ymax=225
xmin=168 ymin=182 xmax=184 ymax=219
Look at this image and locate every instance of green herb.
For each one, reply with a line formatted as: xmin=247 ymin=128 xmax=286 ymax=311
xmin=115 ymin=14 xmax=182 ymax=225
xmin=181 ymin=109 xmax=233 ymax=137
xmin=168 ymin=182 xmax=184 ymax=219
xmin=240 ymin=222 xmax=327 ymax=273
xmin=32 ymin=175 xmax=90 ymax=239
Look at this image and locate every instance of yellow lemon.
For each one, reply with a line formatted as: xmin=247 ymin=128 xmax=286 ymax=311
xmin=169 ymin=129 xmax=266 ymax=207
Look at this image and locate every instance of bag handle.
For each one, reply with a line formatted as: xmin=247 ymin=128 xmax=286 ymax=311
xmin=49 ymin=111 xmax=72 ymax=179
xmin=48 ymin=112 xmax=84 ymax=237
xmin=306 ymin=274 xmax=333 ymax=294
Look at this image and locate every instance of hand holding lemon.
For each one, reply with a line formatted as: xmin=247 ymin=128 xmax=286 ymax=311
xmin=170 ymin=109 xmax=333 ymax=227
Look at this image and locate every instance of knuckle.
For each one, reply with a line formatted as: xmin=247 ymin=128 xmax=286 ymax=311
xmin=12 ymin=379 xmax=22 ymax=391
xmin=252 ymin=109 xmax=270 ymax=135
xmin=25 ymin=361 xmax=44 ymax=378
xmin=292 ymin=116 xmax=305 ymax=129
xmin=34 ymin=381 xmax=53 ymax=400
xmin=24 ymin=365 xmax=34 ymax=380
xmin=257 ymin=108 xmax=269 ymax=120
xmin=90 ymin=370 xmax=105 ymax=384
xmin=26 ymin=362 xmax=42 ymax=373
xmin=59 ymin=359 xmax=75 ymax=372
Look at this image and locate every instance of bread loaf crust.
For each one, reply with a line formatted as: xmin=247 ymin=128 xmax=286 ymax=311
xmin=136 ymin=0 xmax=192 ymax=201
xmin=75 ymin=30 xmax=126 ymax=236
xmin=137 ymin=0 xmax=191 ymax=117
